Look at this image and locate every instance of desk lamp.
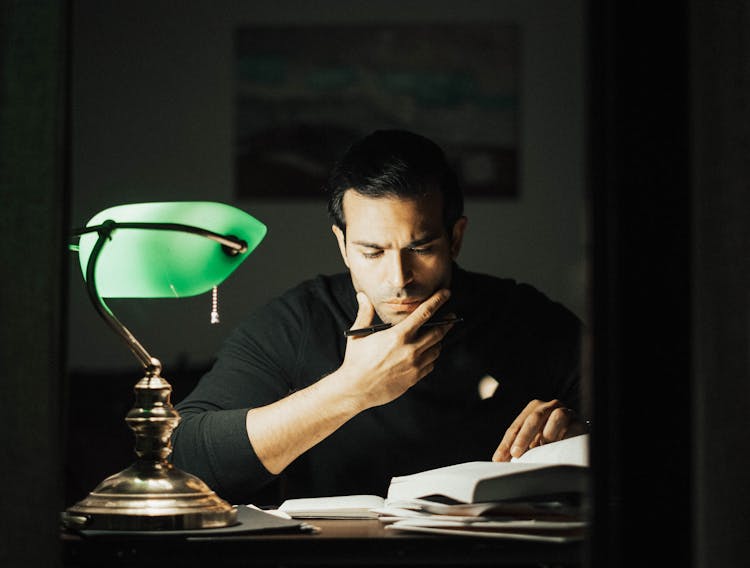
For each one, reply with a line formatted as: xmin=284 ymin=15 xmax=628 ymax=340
xmin=62 ymin=201 xmax=266 ymax=530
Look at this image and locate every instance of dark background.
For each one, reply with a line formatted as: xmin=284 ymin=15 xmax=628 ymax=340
xmin=2 ymin=1 xmax=749 ymax=567
xmin=63 ymin=2 xmax=588 ymax=375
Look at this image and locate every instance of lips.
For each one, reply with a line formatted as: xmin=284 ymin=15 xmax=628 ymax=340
xmin=383 ymin=298 xmax=423 ymax=312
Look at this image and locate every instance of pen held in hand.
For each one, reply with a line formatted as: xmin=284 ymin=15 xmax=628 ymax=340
xmin=344 ymin=316 xmax=464 ymax=337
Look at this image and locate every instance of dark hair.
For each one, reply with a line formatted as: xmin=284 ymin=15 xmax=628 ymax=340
xmin=326 ymin=130 xmax=464 ymax=235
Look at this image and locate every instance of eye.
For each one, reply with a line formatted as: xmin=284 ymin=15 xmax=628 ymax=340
xmin=409 ymin=246 xmax=433 ymax=255
xmin=362 ymin=250 xmax=383 ymax=259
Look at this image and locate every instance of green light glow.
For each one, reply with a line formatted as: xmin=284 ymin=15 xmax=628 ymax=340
xmin=77 ymin=202 xmax=267 ymax=298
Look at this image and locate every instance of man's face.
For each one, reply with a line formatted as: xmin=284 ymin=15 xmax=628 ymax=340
xmin=332 ymin=190 xmax=466 ymax=325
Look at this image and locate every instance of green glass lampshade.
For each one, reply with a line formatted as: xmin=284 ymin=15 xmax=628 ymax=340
xmin=76 ymin=201 xmax=267 ymax=298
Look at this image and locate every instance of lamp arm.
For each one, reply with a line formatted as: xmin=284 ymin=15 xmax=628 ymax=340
xmin=73 ymin=221 xmax=248 ymax=255
xmin=85 ymin=221 xmax=162 ymax=375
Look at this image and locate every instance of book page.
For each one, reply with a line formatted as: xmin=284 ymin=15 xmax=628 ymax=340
xmin=511 ymin=434 xmax=589 ymax=466
xmin=278 ymin=494 xmax=385 ymax=519
xmin=386 ymin=461 xmax=581 ymax=503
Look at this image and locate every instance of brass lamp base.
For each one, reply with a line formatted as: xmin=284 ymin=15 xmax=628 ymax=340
xmin=63 ymin=371 xmax=237 ymax=531
xmin=62 ymin=461 xmax=237 ymax=531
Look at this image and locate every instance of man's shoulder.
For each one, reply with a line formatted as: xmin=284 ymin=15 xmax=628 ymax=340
xmin=230 ymin=272 xmax=352 ymax=340
xmin=256 ymin=272 xmax=354 ymax=325
xmin=455 ymin=267 xmax=579 ymax=321
xmin=454 ymin=266 xmax=523 ymax=296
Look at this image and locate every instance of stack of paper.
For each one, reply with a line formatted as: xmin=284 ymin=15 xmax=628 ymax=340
xmin=381 ymin=434 xmax=589 ymax=541
xmin=276 ymin=434 xmax=590 ymax=542
xmin=375 ymin=495 xmax=586 ymax=542
xmin=278 ymin=494 xmax=384 ymax=519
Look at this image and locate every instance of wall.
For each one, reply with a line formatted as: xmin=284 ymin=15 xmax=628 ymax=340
xmin=68 ymin=0 xmax=586 ymax=373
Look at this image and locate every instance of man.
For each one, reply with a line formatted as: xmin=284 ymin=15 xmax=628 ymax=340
xmin=172 ymin=130 xmax=584 ymax=504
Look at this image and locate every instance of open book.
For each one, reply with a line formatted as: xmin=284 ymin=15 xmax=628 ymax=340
xmin=387 ymin=433 xmax=588 ymax=504
xmin=277 ymin=434 xmax=589 ymax=519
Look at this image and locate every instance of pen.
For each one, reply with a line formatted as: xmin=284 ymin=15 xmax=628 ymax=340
xmin=344 ymin=316 xmax=463 ymax=337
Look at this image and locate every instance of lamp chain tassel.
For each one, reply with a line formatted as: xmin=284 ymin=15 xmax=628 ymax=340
xmin=210 ymin=285 xmax=220 ymax=324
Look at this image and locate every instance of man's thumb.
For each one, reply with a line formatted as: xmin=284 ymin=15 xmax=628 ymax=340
xmin=351 ymin=292 xmax=374 ymax=330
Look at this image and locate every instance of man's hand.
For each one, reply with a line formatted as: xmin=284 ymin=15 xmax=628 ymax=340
xmin=246 ymin=288 xmax=453 ymax=475
xmin=492 ymin=399 xmax=586 ymax=461
xmin=340 ymin=289 xmax=454 ymax=409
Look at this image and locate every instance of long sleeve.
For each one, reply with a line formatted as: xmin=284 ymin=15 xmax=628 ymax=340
xmin=170 ymin=274 xmax=355 ymax=504
xmin=171 ymin=289 xmax=310 ymax=503
xmin=169 ymin=269 xmax=583 ymax=503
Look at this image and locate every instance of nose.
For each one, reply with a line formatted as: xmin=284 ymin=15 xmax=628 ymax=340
xmin=386 ymin=251 xmax=413 ymax=289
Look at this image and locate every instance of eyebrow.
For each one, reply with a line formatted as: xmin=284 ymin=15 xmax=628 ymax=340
xmin=350 ymin=234 xmax=442 ymax=249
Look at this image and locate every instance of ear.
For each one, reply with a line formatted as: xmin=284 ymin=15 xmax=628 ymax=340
xmin=449 ymin=216 xmax=468 ymax=259
xmin=331 ymin=225 xmax=350 ymax=268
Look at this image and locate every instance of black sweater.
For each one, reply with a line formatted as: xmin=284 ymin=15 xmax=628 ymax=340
xmin=172 ymin=266 xmax=582 ymax=505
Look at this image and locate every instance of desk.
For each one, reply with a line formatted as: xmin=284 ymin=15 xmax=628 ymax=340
xmin=62 ymin=518 xmax=583 ymax=567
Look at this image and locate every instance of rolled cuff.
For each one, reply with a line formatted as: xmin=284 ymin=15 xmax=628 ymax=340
xmin=172 ymin=408 xmax=276 ymax=504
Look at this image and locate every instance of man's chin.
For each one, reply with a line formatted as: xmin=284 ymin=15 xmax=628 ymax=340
xmin=376 ymin=308 xmax=418 ymax=325
xmin=371 ymin=309 xmax=401 ymax=325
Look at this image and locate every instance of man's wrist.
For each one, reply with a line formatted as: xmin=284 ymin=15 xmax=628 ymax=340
xmin=319 ymin=367 xmax=370 ymax=416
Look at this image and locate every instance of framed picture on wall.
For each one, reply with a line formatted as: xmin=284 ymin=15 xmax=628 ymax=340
xmin=234 ymin=24 xmax=519 ymax=199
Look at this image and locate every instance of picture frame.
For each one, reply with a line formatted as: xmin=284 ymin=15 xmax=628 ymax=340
xmin=234 ymin=23 xmax=519 ymax=199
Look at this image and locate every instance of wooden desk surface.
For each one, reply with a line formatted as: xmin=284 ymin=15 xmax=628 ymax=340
xmin=62 ymin=518 xmax=583 ymax=567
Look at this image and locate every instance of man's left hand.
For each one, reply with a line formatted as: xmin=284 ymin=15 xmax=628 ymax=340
xmin=492 ymin=399 xmax=585 ymax=461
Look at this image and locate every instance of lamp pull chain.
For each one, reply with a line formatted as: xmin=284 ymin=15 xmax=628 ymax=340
xmin=210 ymin=285 xmax=220 ymax=324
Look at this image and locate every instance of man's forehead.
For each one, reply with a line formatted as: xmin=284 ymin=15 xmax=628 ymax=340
xmin=341 ymin=189 xmax=442 ymax=216
xmin=341 ymin=190 xmax=444 ymax=239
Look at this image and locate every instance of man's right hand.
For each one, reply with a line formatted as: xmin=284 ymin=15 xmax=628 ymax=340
xmin=339 ymin=289 xmax=454 ymax=409
xmin=246 ymin=288 xmax=453 ymax=475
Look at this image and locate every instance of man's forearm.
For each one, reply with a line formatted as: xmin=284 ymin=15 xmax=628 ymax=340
xmin=245 ymin=367 xmax=365 ymax=474
xmin=247 ymin=290 xmax=452 ymax=474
